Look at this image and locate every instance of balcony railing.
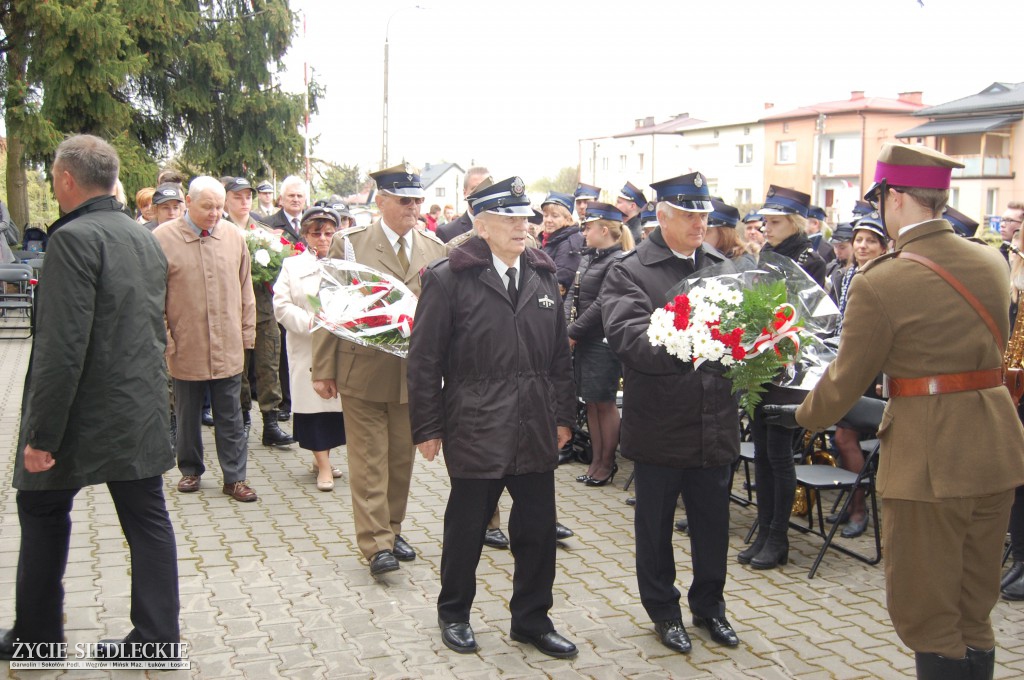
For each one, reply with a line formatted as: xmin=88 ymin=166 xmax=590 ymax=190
xmin=951 ymin=155 xmax=1012 ymax=177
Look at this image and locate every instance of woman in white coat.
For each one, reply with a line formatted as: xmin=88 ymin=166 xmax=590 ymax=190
xmin=273 ymin=206 xmax=346 ymax=491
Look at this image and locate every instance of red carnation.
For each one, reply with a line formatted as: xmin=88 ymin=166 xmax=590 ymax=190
xmin=732 ymin=345 xmax=746 ymax=360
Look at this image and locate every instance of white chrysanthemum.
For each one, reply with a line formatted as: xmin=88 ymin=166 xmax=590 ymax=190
xmin=254 ymin=249 xmax=271 ymax=267
xmin=269 ymin=238 xmax=284 ymax=253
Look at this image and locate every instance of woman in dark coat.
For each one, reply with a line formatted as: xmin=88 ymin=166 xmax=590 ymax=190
xmin=407 ymin=176 xmax=577 ymax=658
xmin=567 ymin=202 xmax=634 ymax=485
xmin=540 ymin=191 xmax=584 ymax=298
xmin=739 ymin=185 xmax=827 ymax=570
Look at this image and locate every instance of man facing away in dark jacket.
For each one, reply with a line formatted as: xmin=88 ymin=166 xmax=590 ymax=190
xmin=408 ymin=176 xmax=578 ymax=660
xmin=602 ymin=171 xmax=742 ymax=656
xmin=1 ymin=135 xmax=180 ymax=661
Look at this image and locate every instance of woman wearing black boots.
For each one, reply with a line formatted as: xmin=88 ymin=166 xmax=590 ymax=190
xmin=567 ymin=202 xmax=634 ymax=487
xmin=738 ymin=186 xmax=826 ymax=570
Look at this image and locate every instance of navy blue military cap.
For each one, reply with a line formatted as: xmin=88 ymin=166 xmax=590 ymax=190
xmin=467 ymin=176 xmax=534 ymax=217
xmin=807 ymin=205 xmax=827 ymax=221
xmin=528 ymin=208 xmax=543 ymax=225
xmin=742 ymin=211 xmax=763 ymax=224
xmin=300 ymin=205 xmax=339 ymax=226
xmin=852 ymin=200 xmax=873 ymax=217
xmin=943 ymin=206 xmax=979 ymax=238
xmin=852 ymin=212 xmax=886 ymax=241
xmin=830 ymin=223 xmax=854 ymax=243
xmin=541 ymin=191 xmax=576 ymax=215
xmin=650 ymin=172 xmax=713 ymax=212
xmin=617 ymin=181 xmax=647 ymax=207
xmin=581 ymin=201 xmax=625 ymax=223
xmin=709 ymin=199 xmax=740 ymax=228
xmin=153 ymin=183 xmax=184 ymax=205
xmin=224 ymin=177 xmax=255 ymax=194
xmin=640 ymin=202 xmax=658 ymax=230
xmin=370 ymin=163 xmax=425 ymax=198
xmin=256 ymin=181 xmax=274 ymax=193
xmin=759 ymin=185 xmax=811 ymax=218
xmin=574 ymin=183 xmax=601 ymax=201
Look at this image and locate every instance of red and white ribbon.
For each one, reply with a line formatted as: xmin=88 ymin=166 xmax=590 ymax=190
xmin=745 ymin=303 xmax=801 ymax=359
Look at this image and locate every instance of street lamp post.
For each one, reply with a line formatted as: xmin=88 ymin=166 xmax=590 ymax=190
xmin=381 ymin=5 xmax=425 ymax=170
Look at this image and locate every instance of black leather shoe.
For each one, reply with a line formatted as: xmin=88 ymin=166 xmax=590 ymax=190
xmin=692 ymin=616 xmax=740 ymax=647
xmin=439 ymin=620 xmax=477 ymax=654
xmin=675 ymin=518 xmax=688 ymax=533
xmin=625 ymin=496 xmax=637 ymax=506
xmin=967 ymin=646 xmax=995 ymax=680
xmin=0 ymin=629 xmax=16 ymax=661
xmin=278 ymin=409 xmax=291 ymax=421
xmin=1002 ymin=561 xmax=1024 ymax=590
xmin=840 ymin=515 xmax=868 ymax=539
xmin=654 ymin=619 xmax=691 ymax=654
xmin=392 ymin=535 xmax=416 ymax=562
xmin=1002 ymin=569 xmax=1024 ymax=600
xmin=509 ymin=630 xmax=577 ymax=658
xmin=369 ymin=550 xmax=399 ymax=576
xmin=261 ymin=411 xmax=295 ymax=446
xmin=575 ymin=473 xmax=592 ymax=483
xmin=915 ymin=651 xmax=970 ymax=679
xmin=201 ymin=408 xmax=214 ymax=426
xmin=554 ymin=522 xmax=574 ymax=540
xmin=825 ymin=509 xmax=850 ymax=525
xmin=483 ymin=528 xmax=509 ymax=549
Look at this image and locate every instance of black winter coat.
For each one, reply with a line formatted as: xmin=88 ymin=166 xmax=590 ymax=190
xmin=408 ymin=237 xmax=576 ymax=479
xmin=568 ymin=244 xmax=622 ymax=342
xmin=762 ymin=231 xmax=827 ymax=287
xmin=542 ymin=225 xmax=584 ymax=293
xmin=601 ymin=228 xmax=740 ymax=470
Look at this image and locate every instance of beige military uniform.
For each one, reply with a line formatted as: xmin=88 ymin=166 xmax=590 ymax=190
xmin=797 ymin=219 xmax=1024 ymax=657
xmin=312 ymin=221 xmax=448 ymax=559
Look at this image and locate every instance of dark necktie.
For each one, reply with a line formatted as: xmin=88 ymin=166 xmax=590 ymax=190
xmin=292 ymin=218 xmax=300 ymax=235
xmin=507 ymin=267 xmax=518 ymax=306
xmin=200 ymin=229 xmax=210 ymax=238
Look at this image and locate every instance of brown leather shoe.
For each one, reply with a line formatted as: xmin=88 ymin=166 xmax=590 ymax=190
xmin=222 ymin=481 xmax=258 ymax=502
xmin=177 ymin=475 xmax=201 ymax=493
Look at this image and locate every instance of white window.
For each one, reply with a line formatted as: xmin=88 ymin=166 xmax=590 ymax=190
xmin=987 ymin=188 xmax=999 ymax=215
xmin=735 ymin=188 xmax=752 ymax=204
xmin=948 ymin=187 xmax=959 ymax=208
xmin=435 ymin=187 xmax=445 ymax=198
xmin=602 ymin=156 xmax=609 ymax=170
xmin=737 ymin=144 xmax=753 ymax=165
xmin=637 ymin=153 xmax=644 ymax=171
xmin=777 ymin=141 xmax=796 ymax=164
xmin=619 ymin=155 xmax=627 ymax=171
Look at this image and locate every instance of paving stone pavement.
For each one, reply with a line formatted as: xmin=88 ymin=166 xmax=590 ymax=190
xmin=1 ymin=336 xmax=1022 ymax=679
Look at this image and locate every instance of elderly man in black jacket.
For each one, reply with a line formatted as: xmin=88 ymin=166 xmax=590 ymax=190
xmin=409 ymin=176 xmax=578 ymax=659
xmin=602 ymin=171 xmax=742 ymax=655
xmin=0 ymin=135 xmax=179 ymax=661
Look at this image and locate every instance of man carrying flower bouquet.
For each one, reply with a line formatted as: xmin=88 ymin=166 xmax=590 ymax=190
xmin=602 ymin=171 xmax=742 ymax=655
xmin=311 ymin=163 xmax=448 ymax=577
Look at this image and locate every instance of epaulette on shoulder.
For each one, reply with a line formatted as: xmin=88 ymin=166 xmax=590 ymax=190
xmin=966 ymin=236 xmax=989 ymax=247
xmin=614 ymin=249 xmax=636 ymax=261
xmin=860 ymin=250 xmax=901 ymax=273
xmin=419 ymin=229 xmax=446 ymax=246
xmin=447 ymin=231 xmax=476 ymax=248
xmin=339 ymin=224 xmax=367 ymax=237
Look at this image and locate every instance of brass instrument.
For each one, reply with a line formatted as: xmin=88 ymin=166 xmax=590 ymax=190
xmin=791 ymin=430 xmax=837 ymax=517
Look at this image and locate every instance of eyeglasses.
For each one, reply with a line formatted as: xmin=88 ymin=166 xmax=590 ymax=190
xmin=307 ymin=230 xmax=336 ymax=239
xmin=1002 ymin=217 xmax=1022 ymax=225
xmin=394 ymin=196 xmax=424 ymax=206
xmin=868 ymin=185 xmax=905 ymax=211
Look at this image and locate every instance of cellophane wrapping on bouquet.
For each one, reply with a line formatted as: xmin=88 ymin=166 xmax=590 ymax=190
xmin=308 ymin=259 xmax=418 ymax=358
xmin=647 ymin=251 xmax=839 ymax=416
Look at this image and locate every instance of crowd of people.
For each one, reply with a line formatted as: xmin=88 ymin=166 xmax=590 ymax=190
xmin=2 ymin=133 xmax=1023 ymax=680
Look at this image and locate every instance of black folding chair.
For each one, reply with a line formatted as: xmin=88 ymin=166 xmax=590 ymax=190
xmin=0 ymin=263 xmax=34 ymax=338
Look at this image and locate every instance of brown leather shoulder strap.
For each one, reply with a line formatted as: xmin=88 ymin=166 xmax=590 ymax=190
xmin=896 ymin=250 xmax=1004 ymax=348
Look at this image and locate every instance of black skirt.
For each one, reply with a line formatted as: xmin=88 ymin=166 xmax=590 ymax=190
xmin=575 ymin=339 xmax=621 ymax=402
xmin=293 ymin=411 xmax=346 ymax=452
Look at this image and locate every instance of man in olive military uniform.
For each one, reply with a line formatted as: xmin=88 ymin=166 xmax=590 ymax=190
xmin=312 ymin=164 xmax=449 ymax=576
xmin=789 ymin=143 xmax=1024 ymax=680
xmin=224 ymin=176 xmax=293 ymax=445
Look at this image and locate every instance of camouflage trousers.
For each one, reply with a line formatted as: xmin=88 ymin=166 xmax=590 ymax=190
xmin=241 ymin=317 xmax=282 ymax=413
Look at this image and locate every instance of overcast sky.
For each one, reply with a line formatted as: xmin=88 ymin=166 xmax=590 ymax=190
xmin=282 ymin=0 xmax=1022 ymax=183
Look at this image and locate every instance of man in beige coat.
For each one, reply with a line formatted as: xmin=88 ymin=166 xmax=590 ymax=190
xmin=154 ymin=176 xmax=258 ymax=503
xmin=787 ymin=144 xmax=1024 ymax=680
xmin=312 ymin=164 xmax=448 ymax=576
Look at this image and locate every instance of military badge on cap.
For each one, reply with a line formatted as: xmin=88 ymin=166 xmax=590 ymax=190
xmin=511 ymin=177 xmax=526 ymax=196
xmin=694 ymin=175 xmax=703 ymax=189
xmin=467 ymin=176 xmax=535 ymax=217
xmin=650 ymin=172 xmax=713 ymax=213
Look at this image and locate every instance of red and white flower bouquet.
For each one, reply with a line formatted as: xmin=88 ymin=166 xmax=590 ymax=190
xmin=309 ymin=260 xmax=417 ymax=358
xmin=647 ymin=252 xmax=839 ymax=415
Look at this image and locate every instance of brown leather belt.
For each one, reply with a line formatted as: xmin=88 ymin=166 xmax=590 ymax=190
xmin=887 ymin=368 xmax=1004 ymax=398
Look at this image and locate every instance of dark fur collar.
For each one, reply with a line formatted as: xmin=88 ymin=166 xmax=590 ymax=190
xmin=448 ymin=234 xmax=556 ymax=274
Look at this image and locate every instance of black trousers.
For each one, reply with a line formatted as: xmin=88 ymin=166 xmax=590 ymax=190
xmin=634 ymin=461 xmax=731 ymax=623
xmin=438 ymin=471 xmax=556 ymax=636
xmin=1009 ymin=484 xmax=1024 ymax=562
xmin=14 ymin=475 xmax=179 ymax=644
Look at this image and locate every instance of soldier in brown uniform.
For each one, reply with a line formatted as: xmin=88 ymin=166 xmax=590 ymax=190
xmin=311 ymin=164 xmax=448 ymax=576
xmin=778 ymin=143 xmax=1024 ymax=680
